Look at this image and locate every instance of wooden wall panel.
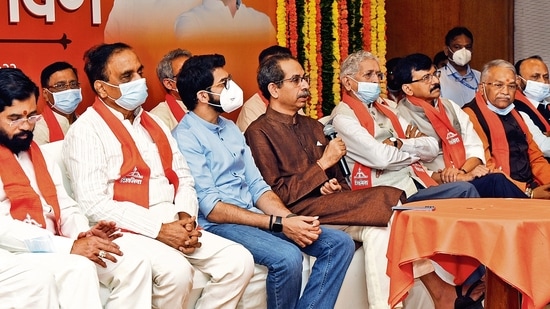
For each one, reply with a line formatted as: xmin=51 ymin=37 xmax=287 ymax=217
xmin=385 ymin=0 xmax=514 ymax=72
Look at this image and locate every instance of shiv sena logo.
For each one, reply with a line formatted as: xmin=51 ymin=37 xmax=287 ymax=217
xmin=446 ymin=131 xmax=461 ymax=145
xmin=119 ymin=167 xmax=144 ymax=185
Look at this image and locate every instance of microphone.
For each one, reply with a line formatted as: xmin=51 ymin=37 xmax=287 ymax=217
xmin=323 ymin=124 xmax=352 ymax=183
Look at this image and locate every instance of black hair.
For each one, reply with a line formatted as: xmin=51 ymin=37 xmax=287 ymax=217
xmin=40 ymin=61 xmax=78 ymax=88
xmin=0 ymin=68 xmax=39 ymax=113
xmin=258 ymin=45 xmax=292 ymax=65
xmin=177 ymin=54 xmax=226 ymax=111
xmin=257 ymin=54 xmax=296 ymax=100
xmin=386 ymin=57 xmax=402 ymax=91
xmin=514 ymin=55 xmax=544 ymax=76
xmin=83 ymin=42 xmax=132 ymax=91
xmin=393 ymin=53 xmax=433 ymax=89
xmin=444 ymin=27 xmax=474 ymax=46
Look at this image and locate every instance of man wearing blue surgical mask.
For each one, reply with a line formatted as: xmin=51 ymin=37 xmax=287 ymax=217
xmin=514 ymin=55 xmax=550 ymax=159
xmin=34 ymin=61 xmax=83 ymax=145
xmin=63 ymin=43 xmax=255 ymax=308
xmin=439 ymin=27 xmax=481 ymax=107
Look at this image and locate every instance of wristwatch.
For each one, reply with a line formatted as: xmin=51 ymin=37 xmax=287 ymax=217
xmin=389 ymin=137 xmax=398 ymax=147
xmin=271 ymin=216 xmax=283 ymax=233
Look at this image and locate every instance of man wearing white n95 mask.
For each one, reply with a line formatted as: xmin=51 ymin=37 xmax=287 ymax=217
xmin=63 ymin=42 xmax=254 ymax=308
xmin=514 ymin=55 xmax=550 ymax=160
xmin=33 ymin=61 xmax=83 ymax=145
xmin=439 ymin=26 xmax=481 ymax=107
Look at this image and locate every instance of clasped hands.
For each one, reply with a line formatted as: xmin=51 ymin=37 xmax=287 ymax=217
xmin=71 ymin=220 xmax=123 ymax=268
xmin=156 ymin=215 xmax=202 ymax=255
xmin=438 ymin=165 xmax=489 ymax=183
xmin=281 ymin=215 xmax=321 ymax=248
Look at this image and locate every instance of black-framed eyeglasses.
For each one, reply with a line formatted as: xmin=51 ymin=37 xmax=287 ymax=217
xmin=410 ymin=71 xmax=442 ymax=84
xmin=206 ymin=75 xmax=232 ymax=91
xmin=483 ymin=82 xmax=517 ymax=92
xmin=274 ymin=74 xmax=310 ymax=86
xmin=48 ymin=81 xmax=80 ymax=92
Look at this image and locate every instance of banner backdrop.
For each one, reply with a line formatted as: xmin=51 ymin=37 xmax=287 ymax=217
xmin=1 ymin=0 xmax=277 ymax=120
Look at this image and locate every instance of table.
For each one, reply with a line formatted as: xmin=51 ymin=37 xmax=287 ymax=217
xmin=387 ymin=198 xmax=550 ymax=309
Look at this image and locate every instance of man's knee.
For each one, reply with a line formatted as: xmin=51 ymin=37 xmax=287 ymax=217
xmin=451 ymin=181 xmax=480 ymax=198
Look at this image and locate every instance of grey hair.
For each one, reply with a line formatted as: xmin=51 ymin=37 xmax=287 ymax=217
xmin=480 ymin=59 xmax=516 ymax=82
xmin=156 ymin=48 xmax=192 ymax=82
xmin=340 ymin=50 xmax=379 ymax=82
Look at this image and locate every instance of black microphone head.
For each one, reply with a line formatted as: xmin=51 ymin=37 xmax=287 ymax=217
xmin=323 ymin=124 xmax=337 ymax=137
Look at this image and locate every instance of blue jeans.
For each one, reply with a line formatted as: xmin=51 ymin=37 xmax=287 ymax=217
xmin=208 ymin=223 xmax=355 ymax=309
xmin=406 ymin=181 xmax=480 ymax=202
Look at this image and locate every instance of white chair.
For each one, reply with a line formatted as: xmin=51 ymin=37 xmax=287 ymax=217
xmin=41 ymin=140 xmax=375 ymax=308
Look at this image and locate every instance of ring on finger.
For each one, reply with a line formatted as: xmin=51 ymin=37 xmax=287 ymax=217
xmin=98 ymin=250 xmax=106 ymax=259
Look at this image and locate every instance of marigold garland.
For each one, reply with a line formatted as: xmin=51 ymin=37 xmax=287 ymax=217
xmin=276 ymin=0 xmax=386 ymax=117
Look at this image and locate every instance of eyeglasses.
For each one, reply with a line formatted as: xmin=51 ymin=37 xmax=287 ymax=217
xmin=274 ymin=74 xmax=310 ymax=86
xmin=207 ymin=75 xmax=232 ymax=91
xmin=48 ymin=81 xmax=80 ymax=92
xmin=410 ymin=71 xmax=442 ymax=84
xmin=7 ymin=115 xmax=43 ymax=127
xmin=484 ymin=82 xmax=517 ymax=92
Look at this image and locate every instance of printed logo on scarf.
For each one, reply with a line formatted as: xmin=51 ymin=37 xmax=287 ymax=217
xmin=120 ymin=166 xmax=144 ymax=185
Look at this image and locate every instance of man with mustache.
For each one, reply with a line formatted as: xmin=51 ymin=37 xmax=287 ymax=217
xmin=394 ymin=53 xmax=526 ymax=199
xmin=462 ymin=59 xmax=550 ymax=199
xmin=173 ymin=53 xmax=356 ymax=309
xmin=244 ymin=53 xmax=406 ymax=309
xmin=0 ymin=68 xmax=151 ymax=308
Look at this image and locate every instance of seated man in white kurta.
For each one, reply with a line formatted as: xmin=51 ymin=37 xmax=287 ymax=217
xmin=0 ymin=67 xmax=152 ymax=308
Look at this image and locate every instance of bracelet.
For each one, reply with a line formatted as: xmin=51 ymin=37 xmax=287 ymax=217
xmin=268 ymin=215 xmax=274 ymax=231
xmin=316 ymin=160 xmax=325 ymax=170
xmin=459 ymin=168 xmax=468 ymax=174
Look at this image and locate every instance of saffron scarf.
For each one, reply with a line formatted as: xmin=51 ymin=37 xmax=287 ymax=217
xmin=406 ymin=95 xmax=467 ymax=168
xmin=93 ymin=98 xmax=179 ymax=208
xmin=0 ymin=142 xmax=60 ymax=233
xmin=343 ymin=93 xmax=437 ymax=190
xmin=40 ymin=105 xmax=65 ymax=142
xmin=165 ymin=93 xmax=186 ymax=123
xmin=473 ymin=91 xmax=531 ymax=174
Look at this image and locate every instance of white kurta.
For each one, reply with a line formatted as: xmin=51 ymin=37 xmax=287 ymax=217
xmin=0 ymin=148 xmax=151 ymax=308
xmin=331 ymin=98 xmax=439 ymax=197
xmin=63 ymin=102 xmax=253 ymax=309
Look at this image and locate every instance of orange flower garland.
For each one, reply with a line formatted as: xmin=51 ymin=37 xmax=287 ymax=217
xmin=276 ymin=0 xmax=387 ymax=117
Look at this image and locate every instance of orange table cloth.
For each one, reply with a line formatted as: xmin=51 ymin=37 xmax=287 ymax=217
xmin=387 ymin=198 xmax=550 ymax=309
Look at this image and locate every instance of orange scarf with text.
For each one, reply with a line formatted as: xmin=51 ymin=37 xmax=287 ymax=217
xmin=343 ymin=93 xmax=437 ymax=190
xmin=93 ymin=98 xmax=179 ymax=208
xmin=165 ymin=93 xmax=186 ymax=123
xmin=514 ymin=90 xmax=550 ymax=132
xmin=40 ymin=105 xmax=64 ymax=142
xmin=406 ymin=95 xmax=467 ymax=168
xmin=473 ymin=91 xmax=531 ymax=174
xmin=0 ymin=142 xmax=60 ymax=233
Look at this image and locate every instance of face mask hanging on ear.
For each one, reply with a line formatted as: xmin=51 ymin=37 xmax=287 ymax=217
xmin=483 ymin=85 xmax=515 ymax=116
xmin=523 ymin=79 xmax=550 ymax=102
xmin=205 ymin=80 xmax=244 ymax=113
xmin=104 ymin=78 xmax=149 ymax=111
xmin=48 ymin=88 xmax=82 ymax=114
xmin=349 ymin=77 xmax=381 ymax=104
xmin=448 ymin=47 xmax=472 ymax=67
